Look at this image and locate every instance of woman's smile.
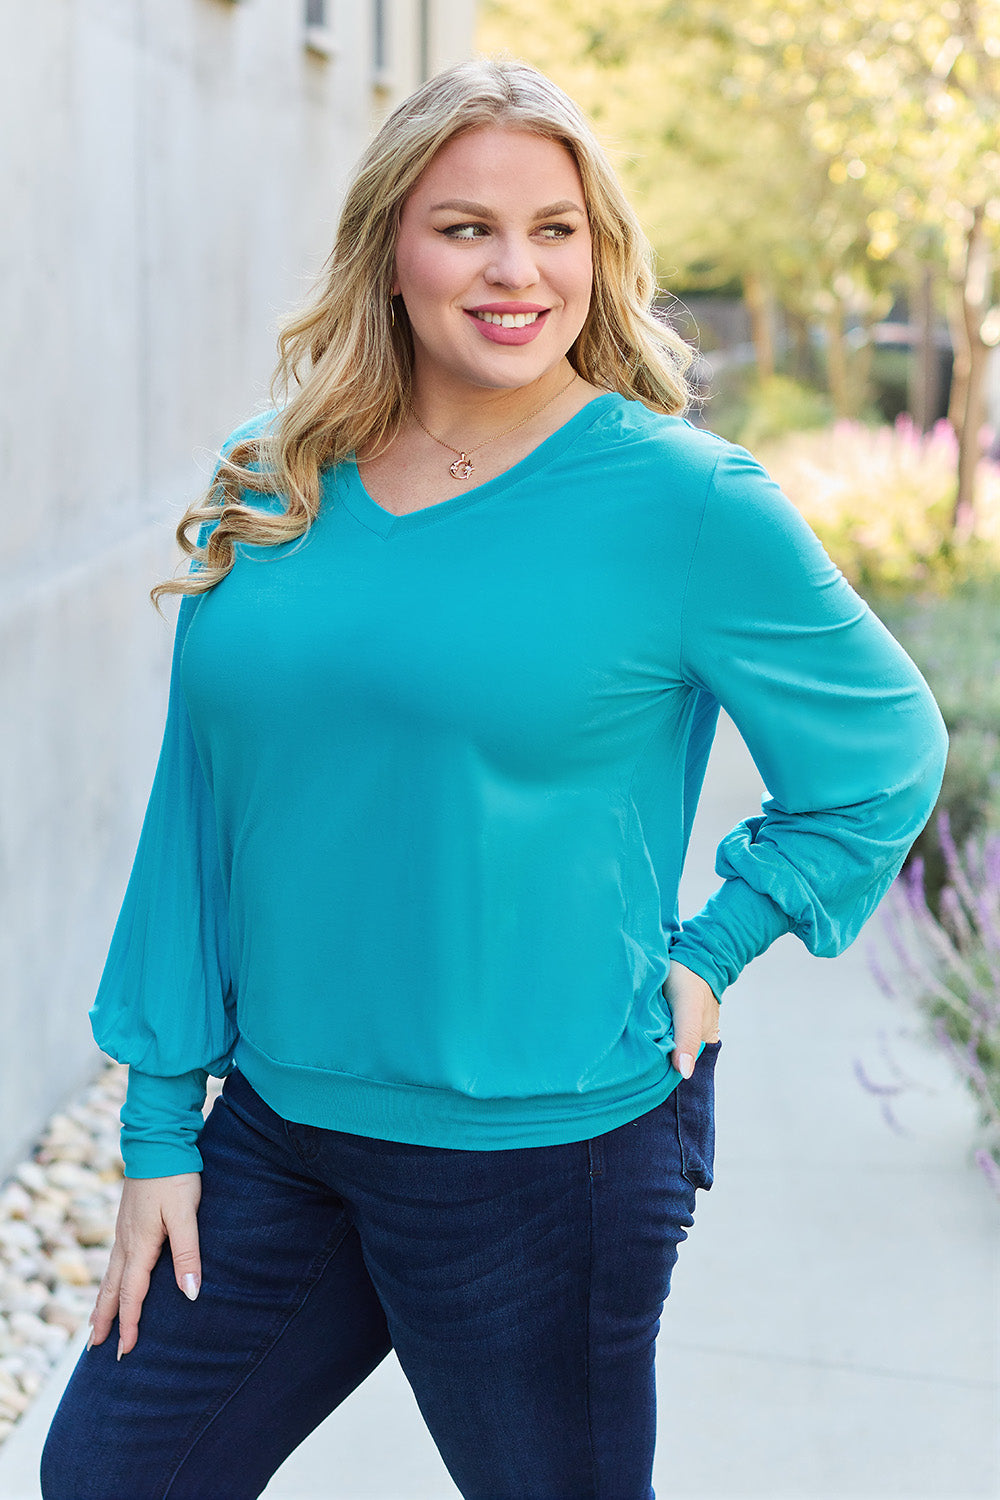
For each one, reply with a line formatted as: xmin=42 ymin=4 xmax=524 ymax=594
xmin=464 ymin=304 xmax=551 ymax=343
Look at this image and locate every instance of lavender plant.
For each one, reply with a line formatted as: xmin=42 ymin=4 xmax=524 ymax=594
xmin=859 ymin=809 xmax=1000 ymax=1197
xmin=870 ymin=579 xmax=1000 ymax=914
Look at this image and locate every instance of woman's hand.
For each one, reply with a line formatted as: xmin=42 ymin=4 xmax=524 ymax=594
xmin=664 ymin=960 xmax=721 ymax=1079
xmin=87 ymin=1172 xmax=203 ymax=1360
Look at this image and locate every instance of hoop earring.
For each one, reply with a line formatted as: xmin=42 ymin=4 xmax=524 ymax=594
xmin=390 ymin=296 xmax=396 ymax=331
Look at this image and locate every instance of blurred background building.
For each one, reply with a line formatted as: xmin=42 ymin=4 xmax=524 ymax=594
xmin=0 ymin=0 xmax=477 ymax=1176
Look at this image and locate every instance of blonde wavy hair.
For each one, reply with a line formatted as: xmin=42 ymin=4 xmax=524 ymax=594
xmin=151 ymin=55 xmax=695 ymax=610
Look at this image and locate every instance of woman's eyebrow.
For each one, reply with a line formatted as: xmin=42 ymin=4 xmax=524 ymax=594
xmin=428 ymin=198 xmax=585 ymax=217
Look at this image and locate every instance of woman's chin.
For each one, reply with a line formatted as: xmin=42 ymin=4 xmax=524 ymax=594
xmin=413 ymin=338 xmax=568 ymax=395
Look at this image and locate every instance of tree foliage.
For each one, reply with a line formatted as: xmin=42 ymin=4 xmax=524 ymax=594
xmin=479 ymin=0 xmax=1000 ymax=504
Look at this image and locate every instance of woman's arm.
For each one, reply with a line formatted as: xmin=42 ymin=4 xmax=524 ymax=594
xmin=668 ymin=439 xmax=949 ymax=1000
xmin=87 ymin=414 xmax=275 ymax=1348
xmin=89 ymin=578 xmax=237 ymax=1179
xmin=86 ymin=538 xmax=233 ymax=1351
xmin=85 ymin=561 xmax=231 ymax=1352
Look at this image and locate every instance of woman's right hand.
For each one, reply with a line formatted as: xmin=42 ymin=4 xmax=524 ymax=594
xmin=87 ymin=1172 xmax=203 ymax=1360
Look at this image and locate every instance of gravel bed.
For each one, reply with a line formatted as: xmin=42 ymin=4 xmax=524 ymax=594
xmin=0 ymin=1060 xmax=223 ymax=1446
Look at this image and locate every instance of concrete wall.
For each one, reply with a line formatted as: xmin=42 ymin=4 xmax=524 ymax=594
xmin=0 ymin=0 xmax=476 ymax=1176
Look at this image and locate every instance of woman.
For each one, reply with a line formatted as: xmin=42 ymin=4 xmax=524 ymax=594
xmin=41 ymin=56 xmax=947 ymax=1500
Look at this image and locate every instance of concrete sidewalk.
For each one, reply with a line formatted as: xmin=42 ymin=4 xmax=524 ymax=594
xmin=2 ymin=714 xmax=997 ymax=1499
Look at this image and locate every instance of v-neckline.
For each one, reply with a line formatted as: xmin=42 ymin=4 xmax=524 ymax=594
xmin=336 ymin=392 xmax=619 ymax=539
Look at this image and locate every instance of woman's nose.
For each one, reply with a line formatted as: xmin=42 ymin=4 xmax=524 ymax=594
xmin=484 ymin=235 xmax=540 ymax=290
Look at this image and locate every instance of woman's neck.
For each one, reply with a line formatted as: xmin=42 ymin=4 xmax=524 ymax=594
xmin=407 ymin=359 xmax=580 ymax=450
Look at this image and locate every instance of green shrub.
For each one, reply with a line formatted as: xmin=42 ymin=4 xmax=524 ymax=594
xmin=755 ymin=417 xmax=1000 ymax=595
xmin=707 ymin=372 xmax=833 ymax=448
xmin=736 ymin=374 xmax=835 ymax=449
xmin=872 ymin=584 xmax=1000 ymax=735
xmin=906 ymin=726 xmax=1000 ymax=912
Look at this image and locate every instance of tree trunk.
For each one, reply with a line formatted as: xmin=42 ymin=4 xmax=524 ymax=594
xmin=909 ymin=263 xmax=940 ymax=433
xmin=947 ymin=207 xmax=992 ymax=535
xmin=823 ymin=306 xmax=851 ymax=418
xmin=954 ymin=339 xmax=990 ymax=536
xmin=744 ymin=270 xmax=776 ymax=381
xmin=785 ymin=308 xmax=817 ymax=383
xmin=850 ymin=314 xmax=876 ymax=418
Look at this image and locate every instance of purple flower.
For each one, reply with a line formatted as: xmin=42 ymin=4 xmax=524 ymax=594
xmin=863 ymin=828 xmax=1000 ymax=1198
xmin=852 ymin=1058 xmax=908 ymax=1134
xmin=974 ymin=1148 xmax=1000 ymax=1195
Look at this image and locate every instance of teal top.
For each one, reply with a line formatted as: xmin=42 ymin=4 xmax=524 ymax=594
xmin=91 ymin=394 xmax=948 ymax=1178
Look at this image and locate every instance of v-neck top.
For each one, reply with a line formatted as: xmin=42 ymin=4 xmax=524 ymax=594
xmin=90 ymin=396 xmax=948 ymax=1177
xmin=341 ymin=393 xmax=619 ymax=538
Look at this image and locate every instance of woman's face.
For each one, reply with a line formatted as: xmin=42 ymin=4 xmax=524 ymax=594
xmin=392 ymin=126 xmax=594 ymax=398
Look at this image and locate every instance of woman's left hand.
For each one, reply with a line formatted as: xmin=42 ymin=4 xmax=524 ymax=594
xmin=664 ymin=960 xmax=721 ymax=1079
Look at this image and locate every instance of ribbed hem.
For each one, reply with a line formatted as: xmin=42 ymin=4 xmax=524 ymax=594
xmin=233 ymin=1035 xmax=682 ymax=1149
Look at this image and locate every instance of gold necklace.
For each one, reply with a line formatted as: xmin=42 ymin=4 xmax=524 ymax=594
xmin=411 ymin=371 xmax=580 ymax=480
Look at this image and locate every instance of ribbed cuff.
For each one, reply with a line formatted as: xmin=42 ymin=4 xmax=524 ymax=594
xmin=120 ymin=1067 xmax=210 ymax=1179
xmin=670 ymin=879 xmax=794 ymax=999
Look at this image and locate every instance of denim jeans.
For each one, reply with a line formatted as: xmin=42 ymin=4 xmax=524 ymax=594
xmin=40 ymin=1043 xmax=720 ymax=1500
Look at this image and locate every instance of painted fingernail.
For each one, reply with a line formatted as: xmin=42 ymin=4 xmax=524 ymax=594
xmin=117 ymin=1339 xmax=124 ymax=1361
xmin=182 ymin=1274 xmax=200 ymax=1302
xmin=679 ymin=1053 xmax=695 ymax=1079
xmin=86 ymin=1328 xmax=94 ymax=1351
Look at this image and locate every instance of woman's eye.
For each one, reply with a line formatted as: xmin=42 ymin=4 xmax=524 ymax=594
xmin=439 ymin=223 xmax=576 ymax=241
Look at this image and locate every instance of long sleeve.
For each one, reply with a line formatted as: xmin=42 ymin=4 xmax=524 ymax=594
xmin=668 ymin=440 xmax=949 ymax=1000
xmin=90 ymin=550 xmax=237 ymax=1178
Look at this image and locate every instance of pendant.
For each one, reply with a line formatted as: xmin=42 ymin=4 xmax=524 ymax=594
xmin=449 ymin=454 xmax=474 ymax=480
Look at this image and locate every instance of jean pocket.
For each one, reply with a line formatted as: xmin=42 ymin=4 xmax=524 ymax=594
xmin=675 ymin=1040 xmax=721 ymax=1191
xmin=218 ymin=1067 xmax=290 ymax=1145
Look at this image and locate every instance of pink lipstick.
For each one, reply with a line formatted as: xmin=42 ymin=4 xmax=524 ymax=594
xmin=463 ymin=304 xmax=551 ymax=346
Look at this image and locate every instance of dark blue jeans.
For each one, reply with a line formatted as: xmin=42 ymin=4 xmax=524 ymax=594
xmin=40 ymin=1044 xmax=720 ymax=1500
